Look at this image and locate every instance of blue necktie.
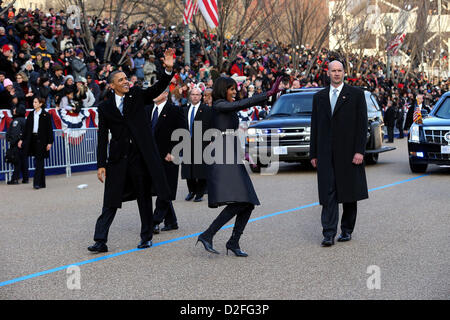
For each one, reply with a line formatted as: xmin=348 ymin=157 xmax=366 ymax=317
xmin=152 ymin=107 xmax=159 ymax=132
xmin=189 ymin=105 xmax=196 ymax=136
xmin=331 ymin=88 xmax=338 ymax=114
xmin=118 ymin=97 xmax=124 ymax=115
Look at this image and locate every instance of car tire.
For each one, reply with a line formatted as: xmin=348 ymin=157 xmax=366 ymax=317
xmin=409 ymin=160 xmax=428 ymax=173
xmin=364 ymin=153 xmax=379 ymax=164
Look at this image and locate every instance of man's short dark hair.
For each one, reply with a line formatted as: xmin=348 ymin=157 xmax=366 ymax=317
xmin=108 ymin=70 xmax=122 ymax=84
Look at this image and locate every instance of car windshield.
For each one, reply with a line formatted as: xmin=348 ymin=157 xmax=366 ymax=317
xmin=269 ymin=94 xmax=313 ymax=116
xmin=435 ymin=97 xmax=450 ymax=119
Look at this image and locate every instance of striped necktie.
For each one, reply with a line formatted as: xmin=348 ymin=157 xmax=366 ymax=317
xmin=118 ymin=96 xmax=124 ymax=115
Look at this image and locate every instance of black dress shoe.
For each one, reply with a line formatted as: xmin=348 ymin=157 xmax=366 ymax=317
xmin=88 ymin=242 xmax=108 ymax=253
xmin=337 ymin=233 xmax=352 ymax=242
xmin=321 ymin=237 xmax=335 ymax=247
xmin=193 ymin=195 xmax=203 ymax=202
xmin=226 ymin=245 xmax=248 ymax=257
xmin=137 ymin=240 xmax=152 ymax=249
xmin=185 ymin=192 xmax=195 ymax=201
xmin=153 ymin=224 xmax=160 ymax=234
xmin=22 ymin=179 xmax=29 ymax=184
xmin=161 ymin=224 xmax=179 ymax=231
xmin=7 ymin=180 xmax=19 ymax=185
xmin=196 ymin=235 xmax=220 ymax=254
xmin=33 ymin=186 xmax=40 ymax=189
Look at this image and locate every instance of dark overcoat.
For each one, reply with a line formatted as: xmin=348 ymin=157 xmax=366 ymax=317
xmin=22 ymin=109 xmax=54 ymax=158
xmin=207 ymin=93 xmax=268 ymax=208
xmin=310 ymin=84 xmax=368 ymax=205
xmin=145 ymin=101 xmax=187 ymax=200
xmin=181 ymin=103 xmax=212 ymax=180
xmin=97 ymin=74 xmax=173 ymax=208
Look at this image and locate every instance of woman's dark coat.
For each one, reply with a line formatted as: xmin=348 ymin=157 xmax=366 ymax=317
xmin=207 ymin=93 xmax=267 ymax=208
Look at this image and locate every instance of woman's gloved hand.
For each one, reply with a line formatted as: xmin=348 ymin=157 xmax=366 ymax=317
xmin=266 ymin=76 xmax=284 ymax=97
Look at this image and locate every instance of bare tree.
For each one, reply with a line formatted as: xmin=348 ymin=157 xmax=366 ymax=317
xmin=189 ymin=0 xmax=282 ymax=71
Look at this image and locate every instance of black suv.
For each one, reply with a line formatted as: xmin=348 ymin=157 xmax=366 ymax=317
xmin=408 ymin=91 xmax=450 ymax=172
xmin=246 ymin=88 xmax=395 ymax=172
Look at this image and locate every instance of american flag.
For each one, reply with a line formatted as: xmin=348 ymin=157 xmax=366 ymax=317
xmin=184 ymin=0 xmax=199 ymax=25
xmin=198 ymin=0 xmax=219 ymax=29
xmin=387 ymin=33 xmax=406 ymax=55
xmin=413 ymin=106 xmax=423 ymax=124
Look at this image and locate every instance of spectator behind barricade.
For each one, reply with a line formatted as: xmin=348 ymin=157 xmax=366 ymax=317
xmin=71 ymin=49 xmax=87 ymax=80
xmin=50 ymin=64 xmax=65 ymax=105
xmin=74 ymin=76 xmax=94 ymax=109
xmin=59 ymin=87 xmax=76 ymax=112
xmin=6 ymin=25 xmax=21 ymax=54
xmin=86 ymin=71 xmax=101 ymax=107
xmin=15 ymin=71 xmax=33 ymax=107
xmin=203 ymin=88 xmax=213 ymax=107
xmin=60 ymin=33 xmax=74 ymax=52
xmin=1 ymin=44 xmax=16 ymax=80
xmin=86 ymin=50 xmax=99 ymax=73
xmin=6 ymin=101 xmax=28 ymax=185
xmin=21 ymin=60 xmax=34 ymax=79
xmin=31 ymin=39 xmax=52 ymax=61
xmin=230 ymin=56 xmax=245 ymax=77
xmin=34 ymin=76 xmax=51 ymax=108
xmin=33 ymin=52 xmax=44 ymax=72
xmin=0 ymin=27 xmax=7 ymax=47
xmin=41 ymin=29 xmax=57 ymax=56
xmin=133 ymin=51 xmax=145 ymax=81
xmin=39 ymin=58 xmax=53 ymax=80
xmin=0 ymin=78 xmax=14 ymax=109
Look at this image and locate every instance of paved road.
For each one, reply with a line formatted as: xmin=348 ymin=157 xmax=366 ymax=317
xmin=1 ymin=139 xmax=449 ymax=299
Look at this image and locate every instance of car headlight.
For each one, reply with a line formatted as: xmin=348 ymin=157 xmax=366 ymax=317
xmin=305 ymin=127 xmax=311 ymax=133
xmin=409 ymin=124 xmax=420 ymax=143
xmin=248 ymin=128 xmax=256 ymax=135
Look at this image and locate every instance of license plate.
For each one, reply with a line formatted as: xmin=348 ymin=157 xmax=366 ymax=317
xmin=273 ymin=146 xmax=287 ymax=155
xmin=441 ymin=145 xmax=450 ymax=154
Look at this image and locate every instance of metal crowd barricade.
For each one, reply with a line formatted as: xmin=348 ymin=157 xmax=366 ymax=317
xmin=0 ymin=128 xmax=98 ymax=183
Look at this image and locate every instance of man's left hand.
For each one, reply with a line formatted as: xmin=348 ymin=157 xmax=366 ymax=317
xmin=163 ymin=48 xmax=175 ymax=71
xmin=165 ymin=153 xmax=174 ymax=162
xmin=352 ymin=153 xmax=364 ymax=165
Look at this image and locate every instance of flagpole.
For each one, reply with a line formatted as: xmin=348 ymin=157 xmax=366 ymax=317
xmin=184 ymin=0 xmax=191 ymax=66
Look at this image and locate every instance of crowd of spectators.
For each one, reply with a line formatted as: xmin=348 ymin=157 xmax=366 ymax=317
xmin=0 ymin=4 xmax=449 ymax=126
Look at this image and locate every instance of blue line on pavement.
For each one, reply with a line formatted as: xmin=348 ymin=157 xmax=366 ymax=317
xmin=0 ymin=174 xmax=429 ymax=288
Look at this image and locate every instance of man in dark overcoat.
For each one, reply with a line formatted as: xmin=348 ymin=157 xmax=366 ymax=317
xmin=88 ymin=49 xmax=175 ymax=253
xmin=146 ymin=89 xmax=186 ymax=233
xmin=181 ymin=87 xmax=212 ymax=202
xmin=310 ymin=60 xmax=368 ymax=247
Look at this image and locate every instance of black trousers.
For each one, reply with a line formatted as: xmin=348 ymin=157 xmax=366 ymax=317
xmin=202 ymin=202 xmax=254 ymax=241
xmin=93 ymin=148 xmax=153 ymax=244
xmin=187 ymin=178 xmax=207 ymax=196
xmin=321 ymin=164 xmax=358 ymax=238
xmin=33 ymin=156 xmax=46 ymax=188
xmin=153 ymin=197 xmax=177 ymax=226
xmin=387 ymin=126 xmax=394 ymax=142
xmin=11 ymin=148 xmax=29 ymax=182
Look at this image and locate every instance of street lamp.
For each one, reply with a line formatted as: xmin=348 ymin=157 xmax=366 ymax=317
xmin=383 ymin=16 xmax=393 ymax=80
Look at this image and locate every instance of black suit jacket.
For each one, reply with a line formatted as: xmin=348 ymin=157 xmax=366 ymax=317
xmin=22 ymin=109 xmax=54 ymax=158
xmin=181 ymin=103 xmax=213 ymax=180
xmin=146 ymin=101 xmax=187 ymax=200
xmin=97 ymin=72 xmax=173 ymax=208
xmin=310 ymin=84 xmax=368 ymax=205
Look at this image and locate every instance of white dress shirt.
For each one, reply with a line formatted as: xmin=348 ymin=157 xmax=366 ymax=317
xmin=115 ymin=94 xmax=124 ymax=114
xmin=152 ymin=100 xmax=167 ymax=120
xmin=188 ymin=102 xmax=200 ymax=127
xmin=33 ymin=109 xmax=42 ymax=133
xmin=329 ymin=82 xmax=344 ymax=104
